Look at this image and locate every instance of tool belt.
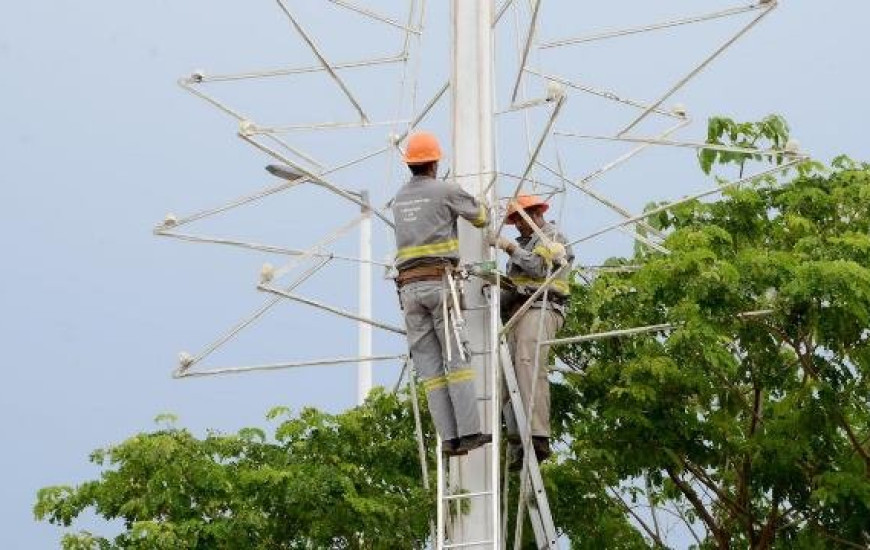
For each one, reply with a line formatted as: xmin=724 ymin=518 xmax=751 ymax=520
xmin=396 ymin=264 xmax=449 ymax=288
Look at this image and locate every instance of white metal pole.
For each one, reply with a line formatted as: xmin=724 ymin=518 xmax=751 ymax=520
xmin=358 ymin=190 xmax=373 ymax=405
xmin=451 ymin=0 xmax=497 ymax=546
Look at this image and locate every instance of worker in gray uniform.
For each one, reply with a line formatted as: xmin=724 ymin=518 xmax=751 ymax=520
xmin=489 ymin=194 xmax=573 ymax=470
xmin=393 ymin=131 xmax=492 ymax=456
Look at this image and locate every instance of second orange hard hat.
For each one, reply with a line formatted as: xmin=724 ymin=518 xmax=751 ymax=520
xmin=505 ymin=195 xmax=549 ymax=224
xmin=404 ymin=131 xmax=442 ymax=165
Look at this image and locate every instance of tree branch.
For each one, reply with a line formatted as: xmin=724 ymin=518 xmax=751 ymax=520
xmin=794 ymin=337 xmax=870 ymax=469
xmin=645 ymin=475 xmax=663 ymax=543
xmin=753 ymin=489 xmax=781 ymax=550
xmin=812 ymin=522 xmax=868 ymax=550
xmin=666 ymin=465 xmax=727 ymax=549
xmin=606 ymin=487 xmax=667 ymax=548
xmin=673 ymin=502 xmax=704 ymax=547
xmin=739 ymin=383 xmax=763 ymax=545
xmin=681 ymin=457 xmax=751 ymax=524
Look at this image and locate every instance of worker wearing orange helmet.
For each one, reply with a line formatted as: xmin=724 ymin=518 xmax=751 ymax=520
xmin=392 ymin=131 xmax=491 ymax=456
xmin=488 ymin=194 xmax=574 ymax=470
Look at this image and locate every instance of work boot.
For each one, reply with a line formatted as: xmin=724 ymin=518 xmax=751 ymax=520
xmin=456 ymin=433 xmax=492 ymax=453
xmin=442 ymin=438 xmax=468 ymax=457
xmin=532 ymin=436 xmax=552 ymax=462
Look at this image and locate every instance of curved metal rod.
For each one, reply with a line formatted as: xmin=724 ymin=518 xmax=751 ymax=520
xmin=275 ymin=0 xmax=369 ymax=122
xmin=176 ymin=354 xmax=407 ymax=379
xmin=567 ymin=158 xmax=803 ymax=248
xmin=540 ymin=2 xmax=765 ymax=49
xmin=509 ymin=0 xmax=544 ymax=103
xmin=258 ymin=285 xmax=407 ymax=335
xmin=618 ymin=2 xmax=778 ymax=136
xmin=542 ymin=310 xmax=773 ymax=346
xmin=326 ymin=0 xmax=422 ymax=34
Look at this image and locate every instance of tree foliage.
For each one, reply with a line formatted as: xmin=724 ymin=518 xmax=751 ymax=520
xmin=35 ymin=390 xmax=433 ymax=549
xmin=698 ymin=114 xmax=791 ymax=176
xmin=558 ymin=150 xmax=870 ymax=548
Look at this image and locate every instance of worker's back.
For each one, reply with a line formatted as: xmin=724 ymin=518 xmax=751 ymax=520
xmin=393 ymin=175 xmax=487 ymax=271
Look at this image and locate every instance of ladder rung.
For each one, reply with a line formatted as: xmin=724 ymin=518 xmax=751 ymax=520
xmin=444 ymin=539 xmax=495 ymax=549
xmin=443 ymin=490 xmax=493 ymax=501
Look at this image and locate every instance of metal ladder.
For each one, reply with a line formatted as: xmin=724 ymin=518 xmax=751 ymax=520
xmin=433 ymin=274 xmax=559 ymax=549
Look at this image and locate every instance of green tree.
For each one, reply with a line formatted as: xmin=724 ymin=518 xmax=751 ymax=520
xmin=557 ymin=149 xmax=870 ymax=548
xmin=35 ymin=389 xmax=433 ymax=549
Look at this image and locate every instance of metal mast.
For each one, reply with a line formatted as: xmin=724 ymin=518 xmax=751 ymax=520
xmin=451 ymin=0 xmax=498 ymax=545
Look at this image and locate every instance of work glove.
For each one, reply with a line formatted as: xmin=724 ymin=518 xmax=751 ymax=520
xmin=486 ymin=231 xmax=517 ymax=254
xmin=544 ymin=242 xmax=568 ymax=265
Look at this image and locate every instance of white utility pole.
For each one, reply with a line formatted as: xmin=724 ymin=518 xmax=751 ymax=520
xmin=358 ymin=190 xmax=373 ymax=405
xmin=451 ymin=0 xmax=498 ymax=545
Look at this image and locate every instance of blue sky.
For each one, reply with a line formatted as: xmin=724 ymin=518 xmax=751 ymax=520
xmin=2 ymin=1 xmax=869 ymax=547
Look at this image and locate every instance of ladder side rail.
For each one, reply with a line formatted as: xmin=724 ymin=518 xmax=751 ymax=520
xmin=437 ymin=437 xmax=445 ymax=550
xmin=498 ymin=341 xmax=559 ymax=548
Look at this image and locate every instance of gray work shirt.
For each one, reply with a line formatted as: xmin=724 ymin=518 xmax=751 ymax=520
xmin=504 ymin=221 xmax=574 ymax=313
xmin=392 ymin=175 xmax=488 ymax=271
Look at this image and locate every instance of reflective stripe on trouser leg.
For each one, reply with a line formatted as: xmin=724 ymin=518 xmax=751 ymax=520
xmin=400 ymin=282 xmax=459 ymax=441
xmin=446 ymin=367 xmax=480 ymax=438
xmin=422 ymin=375 xmax=457 ymax=441
xmin=503 ymin=307 xmax=563 ymax=438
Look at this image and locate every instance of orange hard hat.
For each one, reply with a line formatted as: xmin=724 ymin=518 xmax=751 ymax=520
xmin=505 ymin=195 xmax=549 ymax=224
xmin=404 ymin=131 xmax=442 ymax=165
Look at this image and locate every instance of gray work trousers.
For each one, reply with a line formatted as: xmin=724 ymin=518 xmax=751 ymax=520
xmin=400 ymin=280 xmax=481 ymax=441
xmin=504 ymin=307 xmax=563 ymax=439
